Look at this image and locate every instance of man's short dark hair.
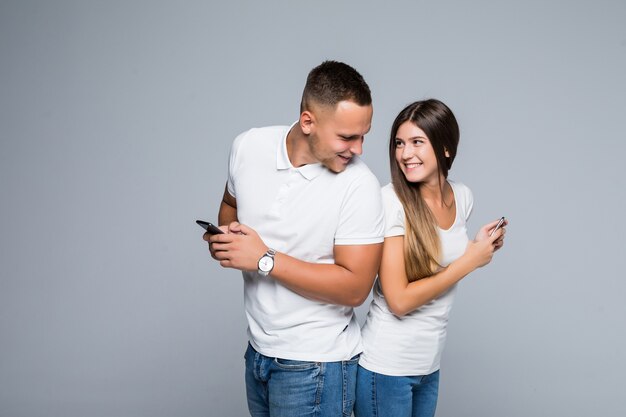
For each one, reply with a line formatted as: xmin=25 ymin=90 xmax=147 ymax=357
xmin=300 ymin=61 xmax=372 ymax=113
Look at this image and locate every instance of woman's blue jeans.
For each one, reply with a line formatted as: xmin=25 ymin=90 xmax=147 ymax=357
xmin=354 ymin=365 xmax=440 ymax=417
xmin=244 ymin=343 xmax=359 ymax=417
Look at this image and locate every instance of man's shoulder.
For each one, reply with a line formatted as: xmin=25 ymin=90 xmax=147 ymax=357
xmin=235 ymin=125 xmax=290 ymax=143
xmin=342 ymin=156 xmax=379 ymax=183
xmin=231 ymin=125 xmax=289 ymax=159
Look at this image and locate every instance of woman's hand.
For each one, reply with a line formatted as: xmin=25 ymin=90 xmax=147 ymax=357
xmin=462 ymin=218 xmax=508 ymax=269
xmin=475 ymin=218 xmax=507 ymax=251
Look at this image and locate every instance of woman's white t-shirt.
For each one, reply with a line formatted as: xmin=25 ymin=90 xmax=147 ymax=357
xmin=359 ymin=180 xmax=473 ymax=376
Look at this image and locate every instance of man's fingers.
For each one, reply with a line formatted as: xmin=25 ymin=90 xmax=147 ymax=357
xmin=211 ymin=242 xmax=230 ymax=251
xmin=228 ymin=221 xmax=242 ymax=233
xmin=237 ymin=223 xmax=253 ymax=235
xmin=210 ymin=233 xmax=236 ymax=244
xmin=212 ymin=249 xmax=230 ymax=261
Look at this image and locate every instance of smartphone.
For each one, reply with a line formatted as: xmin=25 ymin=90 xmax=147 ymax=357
xmin=196 ymin=220 xmax=224 ymax=234
xmin=490 ymin=217 xmax=506 ymax=237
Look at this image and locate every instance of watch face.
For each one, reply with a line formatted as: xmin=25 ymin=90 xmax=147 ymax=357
xmin=258 ymin=256 xmax=274 ymax=272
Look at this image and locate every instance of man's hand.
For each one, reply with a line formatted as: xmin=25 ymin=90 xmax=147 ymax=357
xmin=202 ymin=225 xmax=229 ymax=260
xmin=209 ymin=222 xmax=269 ymax=271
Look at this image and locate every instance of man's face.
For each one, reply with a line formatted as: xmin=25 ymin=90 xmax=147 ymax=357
xmin=307 ymin=101 xmax=373 ymax=173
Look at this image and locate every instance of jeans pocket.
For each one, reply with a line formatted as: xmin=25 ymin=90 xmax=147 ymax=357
xmin=273 ymin=357 xmax=320 ymax=371
xmin=269 ymin=358 xmax=324 ymax=412
xmin=341 ymin=355 xmax=361 ymax=416
xmin=345 ymin=353 xmax=361 ymax=366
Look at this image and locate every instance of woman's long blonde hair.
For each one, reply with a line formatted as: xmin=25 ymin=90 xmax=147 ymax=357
xmin=389 ymin=99 xmax=460 ymax=282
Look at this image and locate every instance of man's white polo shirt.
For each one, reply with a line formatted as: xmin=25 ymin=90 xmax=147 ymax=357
xmin=226 ymin=124 xmax=384 ymax=362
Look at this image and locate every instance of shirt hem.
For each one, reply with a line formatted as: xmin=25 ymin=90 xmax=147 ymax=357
xmin=249 ymin=339 xmax=362 ymax=362
xmin=334 ymin=236 xmax=384 ymax=245
xmin=358 ymin=357 xmax=440 ymax=377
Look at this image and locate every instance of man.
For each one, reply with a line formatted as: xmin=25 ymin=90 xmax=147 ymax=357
xmin=204 ymin=61 xmax=384 ymax=416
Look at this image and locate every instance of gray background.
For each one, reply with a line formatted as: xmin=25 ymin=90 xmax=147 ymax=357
xmin=1 ymin=1 xmax=625 ymax=416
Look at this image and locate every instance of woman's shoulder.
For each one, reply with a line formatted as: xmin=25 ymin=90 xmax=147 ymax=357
xmin=381 ymin=182 xmax=396 ymax=196
xmin=380 ymin=183 xmax=406 ymax=235
xmin=448 ymin=180 xmax=471 ymax=194
xmin=381 ymin=183 xmax=402 ymax=206
xmin=381 ymin=183 xmax=406 ymax=215
xmin=448 ymin=180 xmax=474 ymax=219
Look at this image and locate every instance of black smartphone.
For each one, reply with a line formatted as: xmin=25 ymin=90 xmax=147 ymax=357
xmin=490 ymin=217 xmax=506 ymax=237
xmin=196 ymin=220 xmax=224 ymax=234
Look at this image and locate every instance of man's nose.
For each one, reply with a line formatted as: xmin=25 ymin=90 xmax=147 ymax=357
xmin=350 ymin=138 xmax=363 ymax=156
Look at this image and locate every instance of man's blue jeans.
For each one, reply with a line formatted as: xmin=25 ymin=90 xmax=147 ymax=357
xmin=244 ymin=343 xmax=359 ymax=417
xmin=354 ymin=365 xmax=440 ymax=417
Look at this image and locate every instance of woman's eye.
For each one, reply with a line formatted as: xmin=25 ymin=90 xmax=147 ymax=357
xmin=395 ymin=140 xmax=403 ymax=147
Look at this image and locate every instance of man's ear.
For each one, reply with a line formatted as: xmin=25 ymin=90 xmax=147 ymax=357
xmin=300 ymin=110 xmax=315 ymax=135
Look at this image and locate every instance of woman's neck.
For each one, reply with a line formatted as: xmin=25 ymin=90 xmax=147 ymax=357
xmin=419 ymin=176 xmax=450 ymax=205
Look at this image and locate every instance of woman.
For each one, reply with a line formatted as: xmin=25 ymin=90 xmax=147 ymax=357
xmin=355 ymin=99 xmax=506 ymax=417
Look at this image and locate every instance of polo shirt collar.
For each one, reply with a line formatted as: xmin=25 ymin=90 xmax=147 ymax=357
xmin=276 ymin=122 xmax=326 ymax=181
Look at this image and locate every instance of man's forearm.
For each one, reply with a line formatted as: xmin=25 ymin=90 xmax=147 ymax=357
xmin=270 ymin=244 xmax=382 ymax=307
xmin=210 ymin=216 xmax=382 ymax=307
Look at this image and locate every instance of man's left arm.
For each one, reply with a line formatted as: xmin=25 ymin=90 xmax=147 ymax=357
xmin=210 ymin=172 xmax=384 ymax=307
xmin=210 ymin=222 xmax=382 ymax=307
xmin=271 ymin=241 xmax=382 ymax=307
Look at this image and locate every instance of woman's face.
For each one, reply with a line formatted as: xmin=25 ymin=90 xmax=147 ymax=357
xmin=394 ymin=121 xmax=442 ymax=184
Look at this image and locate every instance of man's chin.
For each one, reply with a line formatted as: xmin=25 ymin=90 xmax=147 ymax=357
xmin=323 ymin=161 xmax=348 ymax=174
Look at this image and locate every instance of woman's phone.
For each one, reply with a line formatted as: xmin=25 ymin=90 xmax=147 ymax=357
xmin=196 ymin=220 xmax=224 ymax=234
xmin=490 ymin=217 xmax=506 ymax=236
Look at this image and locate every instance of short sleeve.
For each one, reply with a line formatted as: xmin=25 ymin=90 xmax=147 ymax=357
xmin=334 ymin=170 xmax=385 ymax=245
xmin=450 ymin=181 xmax=474 ymax=222
xmin=381 ymin=184 xmax=405 ymax=237
xmin=464 ymin=186 xmax=474 ymax=221
xmin=226 ymin=130 xmax=248 ymax=198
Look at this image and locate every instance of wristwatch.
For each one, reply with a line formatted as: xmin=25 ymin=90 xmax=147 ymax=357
xmin=257 ymin=248 xmax=276 ymax=276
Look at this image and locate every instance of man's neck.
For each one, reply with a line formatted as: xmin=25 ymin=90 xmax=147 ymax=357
xmin=286 ymin=124 xmax=317 ymax=168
